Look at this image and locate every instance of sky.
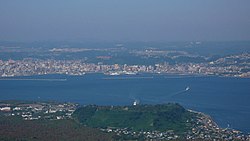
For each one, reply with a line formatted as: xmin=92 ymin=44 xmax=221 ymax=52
xmin=0 ymin=0 xmax=250 ymax=42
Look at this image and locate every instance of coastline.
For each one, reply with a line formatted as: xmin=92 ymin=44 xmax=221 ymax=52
xmin=0 ymin=78 xmax=67 ymax=81
xmin=1 ymin=72 xmax=250 ymax=79
xmin=0 ymin=74 xmax=250 ymax=133
xmin=0 ymin=100 xmax=249 ymax=140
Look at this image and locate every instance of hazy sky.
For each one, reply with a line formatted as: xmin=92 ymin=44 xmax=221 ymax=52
xmin=0 ymin=0 xmax=250 ymax=42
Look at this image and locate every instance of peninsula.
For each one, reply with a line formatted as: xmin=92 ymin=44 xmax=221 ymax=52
xmin=0 ymin=101 xmax=249 ymax=140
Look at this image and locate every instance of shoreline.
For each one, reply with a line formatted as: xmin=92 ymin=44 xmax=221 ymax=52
xmin=0 ymin=72 xmax=249 ymax=79
xmin=0 ymin=99 xmax=247 ymax=134
xmin=0 ymin=78 xmax=67 ymax=81
xmin=1 ymin=100 xmax=249 ymax=140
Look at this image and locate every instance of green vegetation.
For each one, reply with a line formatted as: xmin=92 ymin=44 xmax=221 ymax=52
xmin=1 ymin=101 xmax=246 ymax=140
xmin=73 ymin=103 xmax=195 ymax=133
xmin=0 ymin=116 xmax=114 ymax=141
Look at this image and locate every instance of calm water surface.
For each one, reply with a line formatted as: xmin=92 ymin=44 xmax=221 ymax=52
xmin=0 ymin=74 xmax=250 ymax=133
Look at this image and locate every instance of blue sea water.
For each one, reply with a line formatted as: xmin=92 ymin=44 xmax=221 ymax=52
xmin=0 ymin=73 xmax=250 ymax=133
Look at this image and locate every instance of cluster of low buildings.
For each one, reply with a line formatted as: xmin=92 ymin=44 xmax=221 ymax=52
xmin=101 ymin=127 xmax=179 ymax=140
xmin=0 ymin=53 xmax=249 ymax=78
xmin=186 ymin=110 xmax=250 ymax=140
xmin=0 ymin=101 xmax=77 ymax=120
xmin=1 ymin=101 xmax=250 ymax=140
xmin=100 ymin=110 xmax=250 ymax=141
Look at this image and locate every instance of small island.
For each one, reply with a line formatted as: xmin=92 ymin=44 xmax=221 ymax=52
xmin=0 ymin=101 xmax=249 ymax=140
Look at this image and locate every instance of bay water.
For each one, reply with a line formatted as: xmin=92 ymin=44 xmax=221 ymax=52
xmin=0 ymin=74 xmax=250 ymax=133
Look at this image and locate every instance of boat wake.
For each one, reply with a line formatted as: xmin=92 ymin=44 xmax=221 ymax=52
xmin=169 ymin=86 xmax=190 ymax=97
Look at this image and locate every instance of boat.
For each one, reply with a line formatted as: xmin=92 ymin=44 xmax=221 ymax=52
xmin=125 ymin=71 xmax=137 ymax=75
xmin=185 ymin=87 xmax=190 ymax=91
xmin=109 ymin=72 xmax=120 ymax=76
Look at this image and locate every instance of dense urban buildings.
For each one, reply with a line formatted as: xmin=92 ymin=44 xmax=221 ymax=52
xmin=0 ymin=52 xmax=249 ymax=78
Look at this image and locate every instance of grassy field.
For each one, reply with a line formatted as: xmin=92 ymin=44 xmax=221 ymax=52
xmin=0 ymin=116 xmax=114 ymax=141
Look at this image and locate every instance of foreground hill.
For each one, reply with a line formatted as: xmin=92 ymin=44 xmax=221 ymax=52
xmin=73 ymin=103 xmax=194 ymax=133
xmin=0 ymin=116 xmax=114 ymax=141
xmin=0 ymin=101 xmax=248 ymax=140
